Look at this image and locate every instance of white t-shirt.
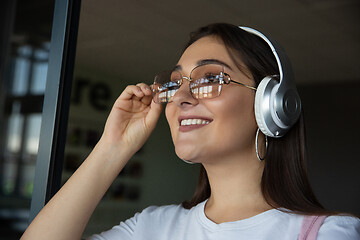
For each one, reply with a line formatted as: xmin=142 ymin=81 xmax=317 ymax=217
xmin=87 ymin=200 xmax=360 ymax=240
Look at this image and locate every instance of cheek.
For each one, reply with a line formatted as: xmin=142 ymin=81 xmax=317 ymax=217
xmin=165 ymin=105 xmax=170 ymax=122
xmin=213 ymin=92 xmax=257 ymax=143
xmin=165 ymin=104 xmax=176 ymax=133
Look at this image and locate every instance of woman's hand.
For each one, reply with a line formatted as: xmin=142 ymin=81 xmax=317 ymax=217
xmin=99 ymin=83 xmax=163 ymax=155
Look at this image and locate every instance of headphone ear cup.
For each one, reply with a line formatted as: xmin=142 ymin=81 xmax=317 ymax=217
xmin=254 ymin=76 xmax=279 ymax=138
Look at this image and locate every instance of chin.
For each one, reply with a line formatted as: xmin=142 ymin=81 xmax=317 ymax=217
xmin=175 ymin=147 xmax=200 ymax=163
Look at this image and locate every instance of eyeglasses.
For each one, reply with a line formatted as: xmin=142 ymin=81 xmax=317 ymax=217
xmin=151 ymin=64 xmax=257 ymax=103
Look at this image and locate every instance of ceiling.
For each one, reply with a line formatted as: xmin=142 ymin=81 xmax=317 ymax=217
xmin=74 ymin=0 xmax=360 ymax=85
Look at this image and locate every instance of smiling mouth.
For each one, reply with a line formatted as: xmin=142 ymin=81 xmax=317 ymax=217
xmin=180 ymin=119 xmax=210 ymax=126
xmin=178 ymin=117 xmax=212 ymax=132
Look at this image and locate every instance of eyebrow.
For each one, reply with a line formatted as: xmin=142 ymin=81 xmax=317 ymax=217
xmin=173 ymin=59 xmax=233 ymax=72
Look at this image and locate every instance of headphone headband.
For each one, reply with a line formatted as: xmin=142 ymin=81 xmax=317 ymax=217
xmin=239 ymin=26 xmax=296 ymax=90
xmin=240 ymin=27 xmax=284 ymax=83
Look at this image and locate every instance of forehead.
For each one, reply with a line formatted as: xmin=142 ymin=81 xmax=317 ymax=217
xmin=177 ymin=36 xmax=238 ymax=71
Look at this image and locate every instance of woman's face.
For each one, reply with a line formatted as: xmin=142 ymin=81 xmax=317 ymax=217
xmin=165 ymin=36 xmax=258 ymax=164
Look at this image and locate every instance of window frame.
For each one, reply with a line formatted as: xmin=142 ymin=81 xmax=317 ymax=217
xmin=29 ymin=0 xmax=81 ymax=222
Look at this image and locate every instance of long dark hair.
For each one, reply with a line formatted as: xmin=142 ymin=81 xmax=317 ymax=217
xmin=182 ymin=23 xmax=332 ymax=215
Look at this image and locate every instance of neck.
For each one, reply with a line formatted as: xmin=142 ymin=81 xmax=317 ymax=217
xmin=202 ymin=151 xmax=273 ymax=223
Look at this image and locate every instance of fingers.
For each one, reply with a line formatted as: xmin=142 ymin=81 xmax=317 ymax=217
xmin=136 ymin=83 xmax=153 ymax=105
xmin=146 ymin=99 xmax=163 ymax=129
xmin=118 ymin=83 xmax=153 ymax=104
xmin=120 ymin=83 xmax=162 ymax=129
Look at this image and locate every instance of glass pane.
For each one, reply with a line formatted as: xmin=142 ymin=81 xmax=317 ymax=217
xmin=0 ymin=0 xmax=55 ymax=238
xmin=30 ymin=62 xmax=48 ymax=94
xmin=24 ymin=114 xmax=42 ymax=158
xmin=12 ymin=55 xmax=31 ymax=96
xmin=2 ymin=161 xmax=18 ymax=196
xmin=30 ymin=48 xmax=49 ymax=94
xmin=18 ymin=164 xmax=36 ymax=198
xmin=6 ymin=103 xmax=24 ymax=154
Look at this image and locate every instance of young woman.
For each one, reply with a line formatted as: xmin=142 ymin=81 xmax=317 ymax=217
xmin=21 ymin=23 xmax=360 ymax=240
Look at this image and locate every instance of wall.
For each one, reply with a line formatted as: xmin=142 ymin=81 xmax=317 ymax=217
xmin=299 ymin=81 xmax=360 ymax=215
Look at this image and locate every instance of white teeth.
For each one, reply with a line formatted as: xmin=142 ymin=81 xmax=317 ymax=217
xmin=180 ymin=119 xmax=210 ymax=126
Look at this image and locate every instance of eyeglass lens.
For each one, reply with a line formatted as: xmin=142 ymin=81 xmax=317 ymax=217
xmin=152 ymin=64 xmax=225 ymax=103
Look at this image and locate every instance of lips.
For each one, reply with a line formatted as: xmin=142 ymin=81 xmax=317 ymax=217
xmin=178 ymin=116 xmax=213 ymax=132
xmin=180 ymin=119 xmax=210 ymax=126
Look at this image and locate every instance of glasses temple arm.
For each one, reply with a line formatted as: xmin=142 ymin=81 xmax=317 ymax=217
xmin=230 ymin=80 xmax=257 ymax=91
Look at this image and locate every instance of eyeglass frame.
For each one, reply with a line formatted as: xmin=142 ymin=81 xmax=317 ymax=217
xmin=152 ymin=63 xmax=258 ymax=103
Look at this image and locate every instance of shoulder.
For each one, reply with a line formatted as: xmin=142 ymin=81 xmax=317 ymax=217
xmin=130 ymin=203 xmax=196 ymax=237
xmin=318 ymin=215 xmax=360 ymax=240
xmin=86 ymin=203 xmax=191 ymax=240
xmin=138 ymin=203 xmax=189 ymax=219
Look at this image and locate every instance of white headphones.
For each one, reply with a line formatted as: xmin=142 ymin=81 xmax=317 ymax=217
xmin=239 ymin=26 xmax=302 ymax=138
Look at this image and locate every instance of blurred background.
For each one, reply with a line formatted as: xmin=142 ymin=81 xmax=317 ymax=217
xmin=0 ymin=0 xmax=359 ymax=238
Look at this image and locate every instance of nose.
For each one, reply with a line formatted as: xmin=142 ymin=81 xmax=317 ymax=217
xmin=171 ymin=78 xmax=199 ymax=107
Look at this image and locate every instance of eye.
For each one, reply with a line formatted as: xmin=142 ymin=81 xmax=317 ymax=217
xmin=202 ymin=73 xmax=221 ymax=83
xmin=162 ymin=81 xmax=180 ymax=90
xmin=170 ymin=71 xmax=182 ymax=82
